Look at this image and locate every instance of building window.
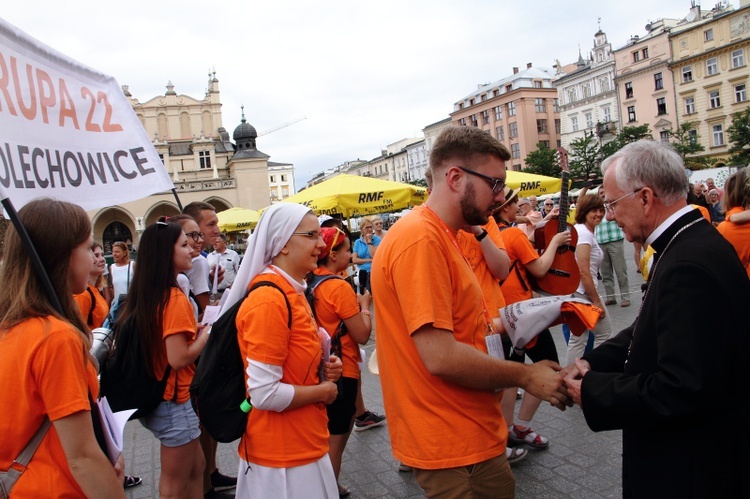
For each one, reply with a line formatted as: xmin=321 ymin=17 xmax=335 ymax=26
xmin=568 ymin=88 xmax=577 ymax=102
xmin=535 ymin=98 xmax=546 ymax=112
xmin=509 ymin=122 xmax=519 ymax=138
xmin=496 ymin=126 xmax=505 ymax=140
xmin=270 ymin=175 xmax=275 ymax=183
xmin=705 ymin=28 xmax=714 ymax=41
xmin=688 ymin=129 xmax=698 ymax=144
xmin=706 ymin=57 xmax=718 ymax=76
xmin=660 ymin=130 xmax=670 ymax=143
xmin=599 ymin=77 xmax=610 ymax=92
xmin=482 ymin=110 xmax=490 ymax=125
xmin=709 ymin=91 xmax=721 ymax=108
xmin=281 ymin=175 xmax=286 ymax=182
xmin=712 ymin=124 xmax=724 ymax=146
xmin=642 ymin=47 xmax=649 ymax=59
xmin=633 ymin=51 xmax=641 ymax=62
xmin=571 ymin=116 xmax=579 ymax=131
xmin=602 ymin=106 xmax=611 ymax=122
xmin=459 ymin=118 xmax=466 ymax=126
xmin=505 ymin=84 xmax=513 ymax=92
xmin=508 ymin=101 xmax=516 ymax=117
xmin=656 ymin=97 xmax=667 ymax=115
xmin=625 ymin=82 xmax=634 ymax=99
xmin=199 ymin=150 xmax=211 ymax=169
xmin=481 ymin=94 xmax=487 ymax=102
xmin=511 ymin=143 xmax=521 ymax=159
xmin=540 ymin=140 xmax=550 ymax=148
xmin=732 ymin=49 xmax=745 ymax=68
xmin=495 ymin=106 xmax=503 ymax=120
xmin=582 ymin=84 xmax=591 ymax=98
xmin=585 ymin=112 xmax=593 ymax=128
xmin=736 ymin=84 xmax=747 ymax=103
xmin=553 ymin=98 xmax=560 ymax=112
xmin=471 ymin=114 xmax=478 ymax=126
xmin=654 ymin=72 xmax=663 ymax=90
xmin=534 ymin=81 xmax=543 ymax=88
xmin=628 ymin=106 xmax=637 ymax=122
xmin=682 ymin=66 xmax=693 ymax=83
xmin=685 ymin=96 xmax=695 ymax=114
xmin=537 ymin=119 xmax=548 ymax=134
xmin=555 ymin=119 xmax=561 ymax=134
xmin=469 ymin=98 xmax=475 ymax=106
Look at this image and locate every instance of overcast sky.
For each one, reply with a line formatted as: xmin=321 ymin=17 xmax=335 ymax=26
xmin=4 ymin=0 xmax=705 ymax=190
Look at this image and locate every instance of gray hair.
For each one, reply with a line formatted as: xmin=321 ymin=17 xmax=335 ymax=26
xmin=600 ymin=140 xmax=688 ymax=205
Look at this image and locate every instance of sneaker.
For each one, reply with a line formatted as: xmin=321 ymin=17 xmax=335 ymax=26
xmin=398 ymin=462 xmax=413 ymax=472
xmin=123 ymin=475 xmax=142 ymax=488
xmin=204 ymin=489 xmax=235 ymax=499
xmin=210 ymin=470 xmax=237 ymax=492
xmin=353 ymin=410 xmax=386 ymax=432
xmin=505 ymin=446 xmax=528 ymax=465
xmin=508 ymin=424 xmax=549 ymax=450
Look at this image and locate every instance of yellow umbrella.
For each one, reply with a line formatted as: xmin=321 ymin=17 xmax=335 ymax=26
xmin=217 ymin=207 xmax=260 ymax=232
xmin=279 ymin=174 xmax=428 ymax=218
xmin=506 ymin=171 xmax=563 ymax=198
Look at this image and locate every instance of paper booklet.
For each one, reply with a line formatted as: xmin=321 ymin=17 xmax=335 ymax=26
xmin=96 ymin=397 xmax=136 ymax=464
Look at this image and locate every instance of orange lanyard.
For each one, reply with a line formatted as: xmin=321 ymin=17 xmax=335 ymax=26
xmin=422 ymin=205 xmax=496 ymax=335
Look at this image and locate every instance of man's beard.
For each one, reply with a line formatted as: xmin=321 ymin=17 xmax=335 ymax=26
xmin=460 ymin=181 xmax=489 ymax=226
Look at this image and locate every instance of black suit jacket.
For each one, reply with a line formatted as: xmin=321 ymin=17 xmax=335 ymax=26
xmin=581 ymin=209 xmax=750 ymax=498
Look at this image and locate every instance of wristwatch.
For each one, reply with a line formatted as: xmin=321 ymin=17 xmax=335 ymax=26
xmin=475 ymin=229 xmax=488 ymax=242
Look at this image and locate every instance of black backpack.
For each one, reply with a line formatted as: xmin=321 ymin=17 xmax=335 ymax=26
xmin=99 ymin=314 xmax=173 ymax=420
xmin=305 ymin=274 xmax=348 ymax=358
xmin=190 ymin=280 xmax=291 ymax=443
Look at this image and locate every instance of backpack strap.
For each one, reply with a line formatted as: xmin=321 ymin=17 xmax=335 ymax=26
xmin=0 ymin=416 xmax=51 ymax=493
xmin=85 ymin=287 xmax=96 ymax=326
xmin=306 ymin=274 xmax=345 ymax=321
xmin=249 ymin=281 xmax=292 ymax=328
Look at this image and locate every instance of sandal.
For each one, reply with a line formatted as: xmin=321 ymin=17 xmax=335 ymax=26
xmin=505 ymin=446 xmax=528 ymax=465
xmin=508 ymin=424 xmax=549 ymax=450
xmin=123 ymin=475 xmax=142 ymax=488
xmin=338 ymin=484 xmax=351 ymax=498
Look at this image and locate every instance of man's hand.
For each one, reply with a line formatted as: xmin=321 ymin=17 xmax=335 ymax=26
xmin=521 ymin=360 xmax=570 ymax=409
xmin=209 ymin=264 xmax=226 ymax=285
xmin=324 ymin=355 xmax=343 ymax=382
xmin=563 ymin=358 xmax=591 ymax=406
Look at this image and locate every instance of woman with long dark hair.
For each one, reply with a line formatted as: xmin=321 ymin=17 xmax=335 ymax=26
xmin=0 ymin=199 xmax=124 ymax=497
xmin=117 ymin=217 xmax=208 ymax=498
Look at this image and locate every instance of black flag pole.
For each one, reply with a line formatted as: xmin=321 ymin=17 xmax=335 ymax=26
xmin=0 ymin=191 xmax=63 ymax=315
xmin=171 ymin=188 xmax=183 ymax=211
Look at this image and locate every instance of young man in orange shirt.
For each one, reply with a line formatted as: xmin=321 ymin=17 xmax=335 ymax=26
xmin=371 ymin=126 xmax=568 ymax=498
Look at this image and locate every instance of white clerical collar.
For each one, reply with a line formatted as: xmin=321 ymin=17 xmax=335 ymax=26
xmin=262 ymin=264 xmax=306 ymax=293
xmin=645 ymin=205 xmax=694 ymax=247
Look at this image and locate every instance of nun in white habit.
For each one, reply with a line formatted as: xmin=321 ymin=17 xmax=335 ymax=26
xmin=224 ymin=203 xmax=343 ymax=499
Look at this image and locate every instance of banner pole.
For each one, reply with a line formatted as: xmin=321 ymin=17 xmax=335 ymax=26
xmin=171 ymin=188 xmax=183 ymax=211
xmin=0 ymin=190 xmax=63 ymax=315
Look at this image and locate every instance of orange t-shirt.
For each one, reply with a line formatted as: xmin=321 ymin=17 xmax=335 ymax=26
xmin=371 ymin=205 xmax=506 ymax=469
xmin=311 ymin=268 xmax=363 ymax=379
xmin=498 ymin=225 xmax=541 ymax=305
xmin=456 ymin=220 xmax=507 ymax=317
xmin=717 ymin=207 xmax=750 ymax=278
xmin=154 ymin=287 xmax=197 ymax=403
xmin=73 ymin=284 xmax=110 ymax=328
xmin=0 ymin=316 xmax=100 ymax=498
xmin=237 ymin=272 xmax=329 ymax=467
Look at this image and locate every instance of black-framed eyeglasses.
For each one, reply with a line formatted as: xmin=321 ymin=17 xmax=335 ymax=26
xmin=292 ymin=230 xmax=323 ymax=240
xmin=456 ymin=166 xmax=506 ymax=194
xmin=544 ymin=203 xmax=554 ymax=206
xmin=603 ymin=187 xmax=645 ymax=215
xmin=185 ymin=231 xmax=205 ymax=242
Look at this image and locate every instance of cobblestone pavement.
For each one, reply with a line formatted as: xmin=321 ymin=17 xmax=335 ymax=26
xmin=124 ymin=243 xmax=644 ymax=498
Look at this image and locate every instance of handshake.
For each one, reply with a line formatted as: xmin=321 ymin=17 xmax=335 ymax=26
xmin=523 ymin=358 xmax=591 ymax=410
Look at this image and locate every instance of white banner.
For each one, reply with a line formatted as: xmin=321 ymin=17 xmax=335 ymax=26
xmin=0 ymin=18 xmax=174 ymax=210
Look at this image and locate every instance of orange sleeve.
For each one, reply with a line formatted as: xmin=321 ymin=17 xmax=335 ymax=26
xmin=160 ymin=288 xmax=197 ymax=403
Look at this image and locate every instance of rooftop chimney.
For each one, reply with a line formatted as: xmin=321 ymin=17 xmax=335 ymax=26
xmin=527 ymin=62 xmax=533 ymax=69
xmin=513 ymin=67 xmax=519 ymax=74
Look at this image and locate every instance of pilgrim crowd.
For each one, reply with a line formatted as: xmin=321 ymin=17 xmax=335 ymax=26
xmin=1 ymin=126 xmax=749 ymax=498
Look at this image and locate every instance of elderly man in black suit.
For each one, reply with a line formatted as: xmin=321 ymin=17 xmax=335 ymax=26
xmin=564 ymin=140 xmax=750 ymax=498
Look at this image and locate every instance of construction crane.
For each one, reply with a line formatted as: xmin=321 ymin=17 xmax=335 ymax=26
xmin=258 ymin=116 xmax=307 ymax=136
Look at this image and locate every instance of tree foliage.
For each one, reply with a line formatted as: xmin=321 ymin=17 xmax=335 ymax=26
xmin=568 ymin=131 xmax=602 ymax=185
xmin=727 ymin=107 xmax=750 ymax=166
xmin=523 ymin=142 xmax=561 ymax=178
xmin=667 ymin=121 xmax=713 ymax=170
